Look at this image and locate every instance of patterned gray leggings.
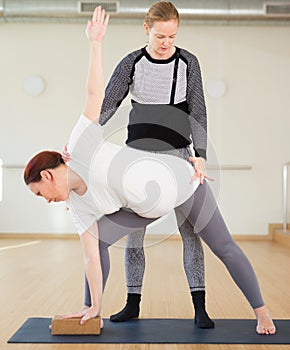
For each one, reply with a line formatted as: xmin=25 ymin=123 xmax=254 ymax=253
xmin=84 ymin=181 xmax=264 ymax=310
xmin=124 ymin=209 xmax=205 ymax=294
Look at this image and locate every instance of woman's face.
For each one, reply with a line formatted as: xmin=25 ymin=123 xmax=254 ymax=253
xmin=28 ymin=169 xmax=69 ymax=203
xmin=144 ymin=19 xmax=178 ymax=59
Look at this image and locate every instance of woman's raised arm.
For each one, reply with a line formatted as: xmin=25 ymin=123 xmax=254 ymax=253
xmin=83 ymin=6 xmax=109 ymax=122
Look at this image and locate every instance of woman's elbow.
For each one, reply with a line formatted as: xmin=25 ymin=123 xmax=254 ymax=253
xmin=83 ymin=253 xmax=100 ymax=267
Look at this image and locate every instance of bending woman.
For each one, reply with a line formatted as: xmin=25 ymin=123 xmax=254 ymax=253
xmin=24 ymin=7 xmax=275 ymax=335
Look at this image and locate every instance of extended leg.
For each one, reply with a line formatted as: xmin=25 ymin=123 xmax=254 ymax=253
xmin=178 ymin=182 xmax=276 ymax=334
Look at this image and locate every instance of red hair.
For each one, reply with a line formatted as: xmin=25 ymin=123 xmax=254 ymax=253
xmin=24 ymin=151 xmax=64 ymax=185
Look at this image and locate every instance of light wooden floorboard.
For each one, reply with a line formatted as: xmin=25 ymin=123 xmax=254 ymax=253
xmin=1 ymin=237 xmax=290 ymax=350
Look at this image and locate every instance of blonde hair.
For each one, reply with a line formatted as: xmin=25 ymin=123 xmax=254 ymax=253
xmin=145 ymin=1 xmax=179 ymax=28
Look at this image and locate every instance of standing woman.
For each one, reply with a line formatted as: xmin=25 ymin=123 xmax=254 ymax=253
xmin=90 ymin=1 xmax=212 ymax=328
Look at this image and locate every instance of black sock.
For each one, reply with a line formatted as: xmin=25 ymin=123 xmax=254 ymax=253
xmin=110 ymin=293 xmax=141 ymax=322
xmin=191 ymin=291 xmax=215 ymax=328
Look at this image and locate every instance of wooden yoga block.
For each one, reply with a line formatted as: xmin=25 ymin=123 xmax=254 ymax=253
xmin=51 ymin=315 xmax=101 ymax=335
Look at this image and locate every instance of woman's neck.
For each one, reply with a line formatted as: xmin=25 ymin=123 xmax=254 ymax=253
xmin=146 ymin=45 xmax=176 ymax=60
xmin=68 ymin=168 xmax=87 ymax=196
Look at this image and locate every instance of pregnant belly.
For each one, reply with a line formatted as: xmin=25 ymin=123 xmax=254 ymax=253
xmin=121 ymin=157 xmax=195 ymax=218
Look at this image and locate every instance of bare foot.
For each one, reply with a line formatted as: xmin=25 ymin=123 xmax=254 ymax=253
xmin=254 ymin=306 xmax=276 ymax=335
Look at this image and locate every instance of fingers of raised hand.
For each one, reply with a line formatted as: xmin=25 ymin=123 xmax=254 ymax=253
xmin=92 ymin=6 xmax=109 ymax=25
xmin=92 ymin=6 xmax=100 ymax=22
xmin=100 ymin=8 xmax=105 ymax=23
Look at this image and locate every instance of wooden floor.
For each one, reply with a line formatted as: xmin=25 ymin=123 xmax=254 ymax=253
xmin=1 ymin=236 xmax=290 ymax=350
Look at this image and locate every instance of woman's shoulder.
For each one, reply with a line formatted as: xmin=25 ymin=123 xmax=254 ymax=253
xmin=119 ymin=48 xmax=144 ymax=65
xmin=178 ymin=47 xmax=200 ymax=64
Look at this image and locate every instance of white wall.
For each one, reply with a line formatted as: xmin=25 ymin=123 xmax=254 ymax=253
xmin=0 ymin=20 xmax=289 ymax=235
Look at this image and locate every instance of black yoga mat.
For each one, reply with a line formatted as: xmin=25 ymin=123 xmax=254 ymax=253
xmin=8 ymin=318 xmax=289 ymax=344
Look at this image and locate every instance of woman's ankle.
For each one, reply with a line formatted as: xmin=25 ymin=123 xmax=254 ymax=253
xmin=254 ymin=305 xmax=270 ymax=317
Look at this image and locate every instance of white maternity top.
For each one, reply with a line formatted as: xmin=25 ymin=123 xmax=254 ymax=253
xmin=66 ymin=114 xmax=200 ymax=234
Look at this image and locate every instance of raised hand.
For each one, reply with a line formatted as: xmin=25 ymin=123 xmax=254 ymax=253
xmin=86 ymin=6 xmax=110 ymax=42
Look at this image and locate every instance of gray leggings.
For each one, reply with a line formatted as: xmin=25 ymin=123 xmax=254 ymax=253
xmin=84 ymin=181 xmax=264 ymax=309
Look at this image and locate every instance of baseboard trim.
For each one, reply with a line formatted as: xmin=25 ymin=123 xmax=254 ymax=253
xmin=268 ymin=223 xmax=290 ymax=248
xmin=232 ymin=234 xmax=271 ymax=241
xmin=0 ymin=233 xmax=78 ymax=239
xmin=4 ymin=223 xmax=288 ymax=241
xmin=0 ymin=232 xmax=271 ymax=241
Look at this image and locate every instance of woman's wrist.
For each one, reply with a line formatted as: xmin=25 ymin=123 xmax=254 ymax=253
xmin=89 ymin=40 xmax=102 ymax=47
xmin=90 ymin=304 xmax=100 ymax=315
